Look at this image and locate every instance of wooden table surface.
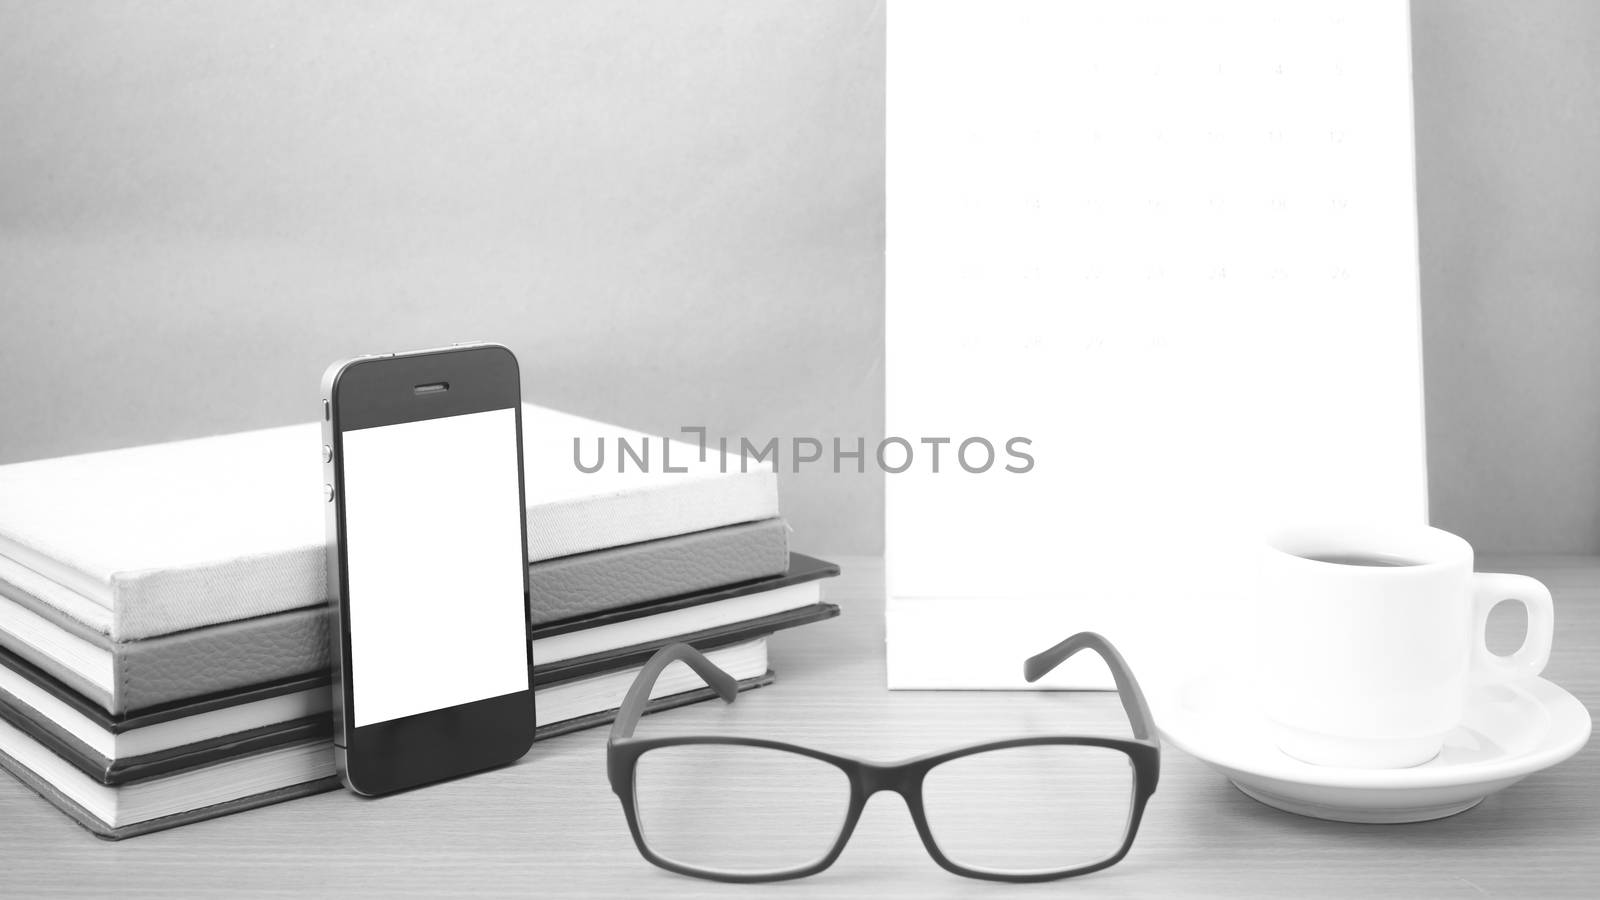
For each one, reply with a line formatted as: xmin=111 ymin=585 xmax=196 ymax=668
xmin=1 ymin=555 xmax=1596 ymax=898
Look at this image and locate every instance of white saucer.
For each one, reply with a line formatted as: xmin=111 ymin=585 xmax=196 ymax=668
xmin=1155 ymin=672 xmax=1592 ymax=823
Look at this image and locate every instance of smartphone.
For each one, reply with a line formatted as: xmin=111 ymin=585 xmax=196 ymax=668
xmin=320 ymin=343 xmax=535 ymax=795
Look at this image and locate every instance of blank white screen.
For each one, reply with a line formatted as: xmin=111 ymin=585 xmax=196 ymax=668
xmin=341 ymin=407 xmax=529 ymax=728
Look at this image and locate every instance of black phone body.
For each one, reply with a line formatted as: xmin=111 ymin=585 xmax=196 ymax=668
xmin=321 ymin=344 xmax=535 ymax=796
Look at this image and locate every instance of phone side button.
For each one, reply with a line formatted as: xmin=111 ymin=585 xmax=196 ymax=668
xmin=324 ymin=484 xmax=334 ymax=502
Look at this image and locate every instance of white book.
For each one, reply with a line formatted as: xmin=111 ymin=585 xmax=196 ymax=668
xmin=0 ymin=404 xmax=777 ymax=641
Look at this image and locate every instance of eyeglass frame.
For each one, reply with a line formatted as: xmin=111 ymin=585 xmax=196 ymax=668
xmin=606 ymin=631 xmax=1161 ymax=884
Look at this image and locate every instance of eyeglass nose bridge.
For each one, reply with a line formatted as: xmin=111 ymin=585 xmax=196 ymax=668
xmin=857 ymin=760 xmax=921 ymax=799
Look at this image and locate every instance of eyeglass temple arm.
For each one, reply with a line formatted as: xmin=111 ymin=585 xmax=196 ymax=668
xmin=1023 ymin=632 xmax=1158 ymax=744
xmin=609 ymin=642 xmax=740 ymax=742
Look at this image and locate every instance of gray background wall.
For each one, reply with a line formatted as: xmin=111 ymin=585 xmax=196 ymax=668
xmin=1414 ymin=0 xmax=1600 ymax=554
xmin=2 ymin=2 xmax=1597 ymax=556
xmin=0 ymin=0 xmax=886 ymax=558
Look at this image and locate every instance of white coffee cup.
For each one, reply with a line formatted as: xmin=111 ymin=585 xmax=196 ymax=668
xmin=1258 ymin=524 xmax=1554 ymax=769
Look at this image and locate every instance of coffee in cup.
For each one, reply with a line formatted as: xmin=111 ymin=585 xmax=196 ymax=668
xmin=1258 ymin=524 xmax=1554 ymax=769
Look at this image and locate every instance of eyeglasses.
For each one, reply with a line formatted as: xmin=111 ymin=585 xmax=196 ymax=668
xmin=607 ymin=632 xmax=1160 ymax=883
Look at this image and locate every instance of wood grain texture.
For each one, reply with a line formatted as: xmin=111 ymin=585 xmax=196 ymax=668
xmin=0 ymin=555 xmax=1594 ymax=897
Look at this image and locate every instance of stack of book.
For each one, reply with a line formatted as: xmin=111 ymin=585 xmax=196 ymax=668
xmin=0 ymin=405 xmax=838 ymax=838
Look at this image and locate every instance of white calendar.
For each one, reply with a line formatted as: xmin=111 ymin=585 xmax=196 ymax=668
xmin=886 ymin=1 xmax=1429 ymax=692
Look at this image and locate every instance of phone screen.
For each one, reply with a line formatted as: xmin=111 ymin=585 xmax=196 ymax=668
xmin=339 ymin=406 xmax=529 ymax=728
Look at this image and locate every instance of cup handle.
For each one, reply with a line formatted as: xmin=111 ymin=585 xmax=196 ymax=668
xmin=1470 ymin=573 xmax=1555 ymax=685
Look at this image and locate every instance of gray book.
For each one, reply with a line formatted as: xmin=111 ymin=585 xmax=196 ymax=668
xmin=0 ymin=639 xmax=781 ymax=840
xmin=0 ymin=518 xmax=788 ymax=714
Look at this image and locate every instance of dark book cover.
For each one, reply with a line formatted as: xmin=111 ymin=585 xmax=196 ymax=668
xmin=0 ymin=669 xmax=779 ymax=841
xmin=0 ymin=599 xmax=838 ymax=784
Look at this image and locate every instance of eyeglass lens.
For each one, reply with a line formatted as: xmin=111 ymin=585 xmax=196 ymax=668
xmin=633 ymin=743 xmax=851 ymax=876
xmin=922 ymin=743 xmax=1135 ymax=875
